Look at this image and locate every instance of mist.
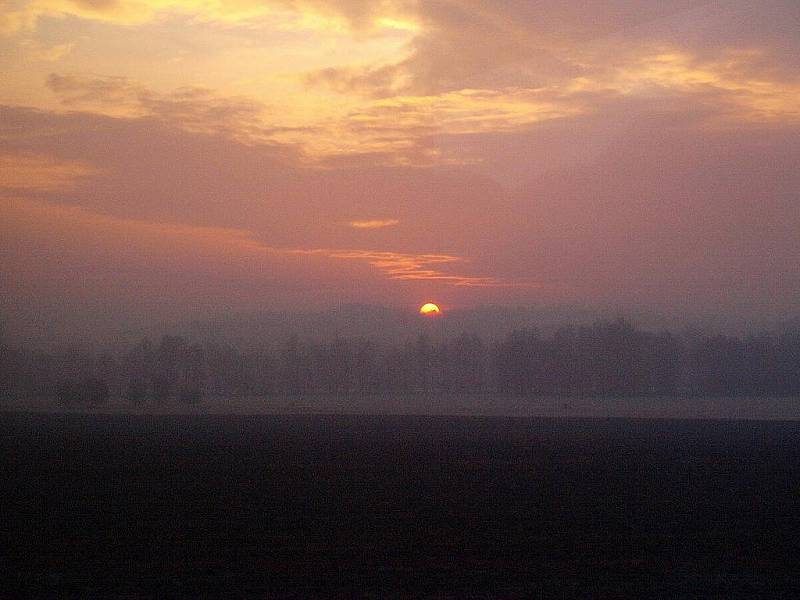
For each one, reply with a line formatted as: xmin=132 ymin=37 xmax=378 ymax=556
xmin=3 ymin=307 xmax=800 ymax=419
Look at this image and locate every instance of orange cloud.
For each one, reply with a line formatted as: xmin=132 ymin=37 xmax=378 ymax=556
xmin=348 ymin=219 xmax=399 ymax=229
xmin=608 ymin=48 xmax=800 ymax=123
xmin=0 ymin=0 xmax=419 ymax=34
xmin=0 ymin=153 xmax=97 ymax=191
xmin=291 ymin=248 xmax=511 ymax=287
xmin=45 ymin=74 xmax=274 ymax=138
xmin=43 ymin=73 xmax=579 ymax=165
xmin=1 ymin=197 xmax=518 ymax=288
xmin=38 ymin=42 xmax=799 ymax=171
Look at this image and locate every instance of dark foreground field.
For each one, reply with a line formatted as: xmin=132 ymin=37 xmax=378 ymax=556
xmin=2 ymin=413 xmax=800 ymax=598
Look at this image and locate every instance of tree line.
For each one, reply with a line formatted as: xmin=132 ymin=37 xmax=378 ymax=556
xmin=2 ymin=320 xmax=800 ymax=406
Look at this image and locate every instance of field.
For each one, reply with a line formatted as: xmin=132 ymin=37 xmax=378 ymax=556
xmin=3 ymin=412 xmax=800 ymax=597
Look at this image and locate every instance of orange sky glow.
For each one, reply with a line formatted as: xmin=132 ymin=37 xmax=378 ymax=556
xmin=1 ymin=0 xmax=799 ymax=340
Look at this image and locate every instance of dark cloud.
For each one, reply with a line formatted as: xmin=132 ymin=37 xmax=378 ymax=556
xmin=305 ymin=1 xmax=800 ymax=100
xmin=0 ymin=103 xmax=504 ymax=252
xmin=304 ymin=64 xmax=405 ymax=98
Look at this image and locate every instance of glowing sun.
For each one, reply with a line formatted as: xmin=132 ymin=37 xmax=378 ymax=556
xmin=419 ymin=302 xmax=441 ymax=316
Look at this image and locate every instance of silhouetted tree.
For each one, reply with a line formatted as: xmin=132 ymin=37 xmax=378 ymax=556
xmin=351 ymin=339 xmax=379 ymax=393
xmin=643 ymin=332 xmax=682 ymax=396
xmin=444 ymin=333 xmax=487 ymax=393
xmin=86 ymin=378 xmax=110 ymax=406
xmin=691 ymin=335 xmax=747 ymax=396
xmin=776 ymin=330 xmax=800 ymax=395
xmin=126 ymin=377 xmax=148 ymax=405
xmin=6 ymin=318 xmax=800 ymax=407
xmin=492 ymin=329 xmax=541 ymax=395
xmin=279 ymin=336 xmax=314 ymax=396
xmin=56 ymin=380 xmax=82 ymax=407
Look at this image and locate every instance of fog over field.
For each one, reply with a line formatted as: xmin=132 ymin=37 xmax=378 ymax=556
xmin=4 ymin=303 xmax=800 ymax=352
xmin=3 ymin=307 xmax=799 ymax=419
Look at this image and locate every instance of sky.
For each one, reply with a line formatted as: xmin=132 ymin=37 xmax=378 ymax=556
xmin=1 ymin=0 xmax=799 ymax=343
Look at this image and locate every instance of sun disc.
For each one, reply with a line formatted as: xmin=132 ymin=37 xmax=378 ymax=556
xmin=419 ymin=302 xmax=441 ymax=316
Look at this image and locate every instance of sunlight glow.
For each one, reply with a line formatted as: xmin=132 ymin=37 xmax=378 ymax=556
xmin=419 ymin=303 xmax=441 ymax=316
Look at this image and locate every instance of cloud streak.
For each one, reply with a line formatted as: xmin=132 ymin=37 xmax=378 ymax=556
xmin=292 ymin=248 xmax=510 ymax=287
xmin=2 ymin=197 xmax=518 ymax=289
xmin=348 ymin=219 xmax=400 ymax=229
xmin=42 ymin=38 xmax=800 ymax=170
xmin=0 ymin=0 xmax=419 ymax=34
xmin=0 ymin=152 xmax=97 ymax=191
xmin=45 ymin=74 xmax=292 ymax=143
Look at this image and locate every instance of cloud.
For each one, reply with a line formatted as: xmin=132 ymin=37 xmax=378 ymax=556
xmin=348 ymin=219 xmax=399 ymax=229
xmin=25 ymin=1 xmax=800 ymax=169
xmin=302 ymin=86 xmax=584 ymax=165
xmin=1 ymin=196 xmax=515 ymax=289
xmin=300 ymin=2 xmax=719 ymax=100
xmin=41 ymin=73 xmax=582 ymax=166
xmin=601 ymin=48 xmax=800 ymax=123
xmin=0 ymin=195 xmax=269 ymax=257
xmin=0 ymin=0 xmax=418 ymax=34
xmin=306 ymin=45 xmax=800 ymax=136
xmin=45 ymin=73 xmax=290 ymax=142
xmin=18 ymin=39 xmax=73 ymax=61
xmin=0 ymin=103 xmax=507 ymax=255
xmin=0 ymin=103 xmax=302 ymax=234
xmin=47 ymin=44 xmax=799 ymax=174
xmin=0 ymin=152 xmax=97 ymax=191
xmin=291 ymin=248 xmax=510 ymax=287
xmin=299 ymin=6 xmax=800 ymax=163
xmin=304 ymin=63 xmax=409 ymax=99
